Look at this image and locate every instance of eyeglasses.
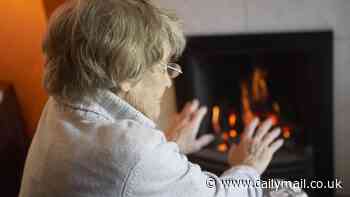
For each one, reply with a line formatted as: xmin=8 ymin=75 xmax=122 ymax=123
xmin=162 ymin=63 xmax=183 ymax=78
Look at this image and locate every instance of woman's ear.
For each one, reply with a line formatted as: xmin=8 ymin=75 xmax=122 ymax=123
xmin=119 ymin=81 xmax=132 ymax=92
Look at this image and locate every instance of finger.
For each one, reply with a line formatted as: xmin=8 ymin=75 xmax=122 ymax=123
xmin=254 ymin=119 xmax=273 ymax=142
xmin=261 ymin=128 xmax=281 ymax=148
xmin=180 ymin=99 xmax=199 ymax=117
xmin=190 ymin=106 xmax=207 ymax=125
xmin=178 ymin=103 xmax=191 ymax=120
xmin=180 ymin=101 xmax=192 ymax=114
xmin=190 ymin=99 xmax=199 ymax=111
xmin=177 ymin=100 xmax=199 ymax=126
xmin=171 ymin=101 xmax=203 ymax=137
xmin=242 ymin=118 xmax=259 ymax=140
xmin=174 ymin=113 xmax=191 ymax=129
xmin=249 ymin=138 xmax=260 ymax=154
xmin=175 ymin=100 xmax=198 ymax=128
xmin=269 ymin=139 xmax=284 ymax=154
xmin=194 ymin=134 xmax=215 ymax=151
xmin=189 ymin=106 xmax=207 ymax=136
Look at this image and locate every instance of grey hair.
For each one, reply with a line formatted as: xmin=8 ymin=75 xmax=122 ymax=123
xmin=42 ymin=0 xmax=186 ymax=102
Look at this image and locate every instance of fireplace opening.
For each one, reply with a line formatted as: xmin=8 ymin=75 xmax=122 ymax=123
xmin=175 ymin=31 xmax=333 ymax=197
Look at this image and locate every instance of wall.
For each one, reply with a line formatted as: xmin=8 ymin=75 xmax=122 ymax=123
xmin=155 ymin=0 xmax=350 ymax=195
xmin=42 ymin=0 xmax=66 ymax=18
xmin=0 ymin=0 xmax=48 ymax=137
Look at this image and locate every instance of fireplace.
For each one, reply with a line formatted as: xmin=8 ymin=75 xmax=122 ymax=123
xmin=175 ymin=31 xmax=333 ymax=197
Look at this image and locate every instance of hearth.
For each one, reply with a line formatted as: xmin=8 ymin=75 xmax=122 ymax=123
xmin=175 ymin=31 xmax=333 ymax=197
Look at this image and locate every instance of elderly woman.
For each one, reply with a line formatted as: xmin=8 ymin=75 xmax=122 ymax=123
xmin=19 ymin=0 xmax=285 ymax=197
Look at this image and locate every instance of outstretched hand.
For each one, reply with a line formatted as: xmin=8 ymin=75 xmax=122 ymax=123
xmin=228 ymin=118 xmax=284 ymax=175
xmin=165 ymin=99 xmax=214 ymax=154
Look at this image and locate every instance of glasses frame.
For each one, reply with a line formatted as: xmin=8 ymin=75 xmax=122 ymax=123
xmin=161 ymin=62 xmax=183 ymax=78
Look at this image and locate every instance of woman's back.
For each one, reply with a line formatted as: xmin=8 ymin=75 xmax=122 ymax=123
xmin=19 ymin=95 xmax=166 ymax=197
xmin=19 ymin=93 xmax=262 ymax=197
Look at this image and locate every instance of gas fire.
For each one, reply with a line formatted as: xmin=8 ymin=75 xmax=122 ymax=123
xmin=213 ymin=67 xmax=293 ymax=152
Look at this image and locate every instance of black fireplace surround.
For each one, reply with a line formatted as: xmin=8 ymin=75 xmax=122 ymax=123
xmin=175 ymin=31 xmax=333 ymax=197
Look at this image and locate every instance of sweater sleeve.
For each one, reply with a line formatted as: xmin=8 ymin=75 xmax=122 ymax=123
xmin=123 ymin=139 xmax=263 ymax=197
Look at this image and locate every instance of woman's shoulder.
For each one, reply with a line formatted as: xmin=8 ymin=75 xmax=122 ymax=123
xmin=95 ymin=119 xmax=167 ymax=161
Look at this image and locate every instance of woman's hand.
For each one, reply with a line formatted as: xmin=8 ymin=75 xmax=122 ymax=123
xmin=228 ymin=118 xmax=284 ymax=175
xmin=165 ymin=99 xmax=214 ymax=154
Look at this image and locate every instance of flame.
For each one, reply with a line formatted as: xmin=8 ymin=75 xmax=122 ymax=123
xmin=282 ymin=127 xmax=291 ymax=139
xmin=229 ymin=129 xmax=238 ymax=138
xmin=228 ymin=114 xmax=237 ymax=127
xmin=241 ymin=82 xmax=255 ymax=126
xmin=210 ymin=66 xmax=292 ymax=154
xmin=272 ymin=102 xmax=280 ymax=114
xmin=217 ymin=143 xmax=228 ymax=152
xmin=268 ymin=114 xmax=279 ymax=126
xmin=252 ymin=68 xmax=268 ymax=103
xmin=212 ymin=105 xmax=221 ymax=134
xmin=241 ymin=68 xmax=281 ymax=128
xmin=222 ymin=132 xmax=229 ymax=141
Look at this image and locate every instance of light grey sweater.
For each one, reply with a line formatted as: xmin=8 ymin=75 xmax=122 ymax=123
xmin=19 ymin=90 xmax=262 ymax=197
